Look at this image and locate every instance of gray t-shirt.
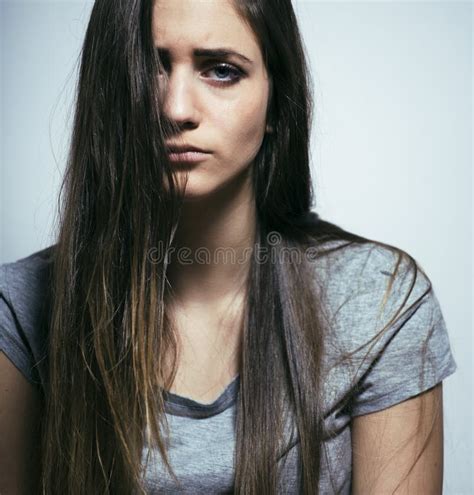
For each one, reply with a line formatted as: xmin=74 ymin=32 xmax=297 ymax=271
xmin=0 ymin=241 xmax=457 ymax=493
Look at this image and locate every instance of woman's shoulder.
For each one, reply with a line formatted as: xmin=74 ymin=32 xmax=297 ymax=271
xmin=309 ymin=238 xmax=424 ymax=298
xmin=0 ymin=245 xmax=55 ymax=294
xmin=307 ymin=237 xmax=446 ymax=359
xmin=0 ymin=245 xmax=56 ymax=389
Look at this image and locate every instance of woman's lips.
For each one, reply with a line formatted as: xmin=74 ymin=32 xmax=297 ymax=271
xmin=167 ymin=150 xmax=210 ymax=163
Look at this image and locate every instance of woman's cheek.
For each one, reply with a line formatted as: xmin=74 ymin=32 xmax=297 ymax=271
xmin=231 ymin=101 xmax=267 ymax=147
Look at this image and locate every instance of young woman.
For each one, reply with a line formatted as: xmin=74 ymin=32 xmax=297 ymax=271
xmin=0 ymin=0 xmax=457 ymax=494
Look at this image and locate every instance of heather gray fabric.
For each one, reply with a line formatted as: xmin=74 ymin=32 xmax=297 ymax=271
xmin=0 ymin=241 xmax=458 ymax=494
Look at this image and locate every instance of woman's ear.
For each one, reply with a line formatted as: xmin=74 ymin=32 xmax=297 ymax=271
xmin=266 ymin=123 xmax=274 ymax=133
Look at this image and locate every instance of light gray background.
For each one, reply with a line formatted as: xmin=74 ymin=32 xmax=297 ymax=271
xmin=0 ymin=1 xmax=472 ymax=493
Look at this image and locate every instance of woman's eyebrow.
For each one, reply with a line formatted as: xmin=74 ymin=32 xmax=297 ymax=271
xmin=155 ymin=47 xmax=254 ymax=66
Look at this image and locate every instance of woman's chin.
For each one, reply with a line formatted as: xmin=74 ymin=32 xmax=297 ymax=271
xmin=162 ymin=165 xmax=254 ymax=202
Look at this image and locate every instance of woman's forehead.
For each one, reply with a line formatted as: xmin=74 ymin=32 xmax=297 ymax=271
xmin=152 ymin=0 xmax=261 ymax=61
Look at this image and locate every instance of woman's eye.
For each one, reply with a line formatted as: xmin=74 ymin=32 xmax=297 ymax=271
xmin=157 ymin=62 xmax=244 ymax=87
xmin=203 ymin=63 xmax=244 ymax=86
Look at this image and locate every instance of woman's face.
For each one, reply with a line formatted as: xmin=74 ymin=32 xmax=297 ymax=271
xmin=152 ymin=0 xmax=271 ymax=201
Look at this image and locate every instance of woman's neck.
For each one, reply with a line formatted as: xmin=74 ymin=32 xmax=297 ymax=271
xmin=166 ymin=175 xmax=256 ymax=308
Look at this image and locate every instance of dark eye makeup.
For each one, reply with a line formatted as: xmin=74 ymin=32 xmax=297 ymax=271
xmin=203 ymin=62 xmax=245 ymax=86
xmin=157 ymin=59 xmax=245 ymax=87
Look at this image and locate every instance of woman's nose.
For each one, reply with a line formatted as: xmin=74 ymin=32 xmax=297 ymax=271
xmin=161 ymin=68 xmax=200 ymax=128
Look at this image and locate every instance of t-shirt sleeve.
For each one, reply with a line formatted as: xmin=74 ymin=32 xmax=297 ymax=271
xmin=0 ymin=294 xmax=39 ymax=385
xmin=0 ymin=261 xmax=45 ymax=388
xmin=349 ymin=256 xmax=458 ymax=417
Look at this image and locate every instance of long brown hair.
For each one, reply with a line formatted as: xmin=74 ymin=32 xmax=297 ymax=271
xmin=38 ymin=0 xmax=437 ymax=493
